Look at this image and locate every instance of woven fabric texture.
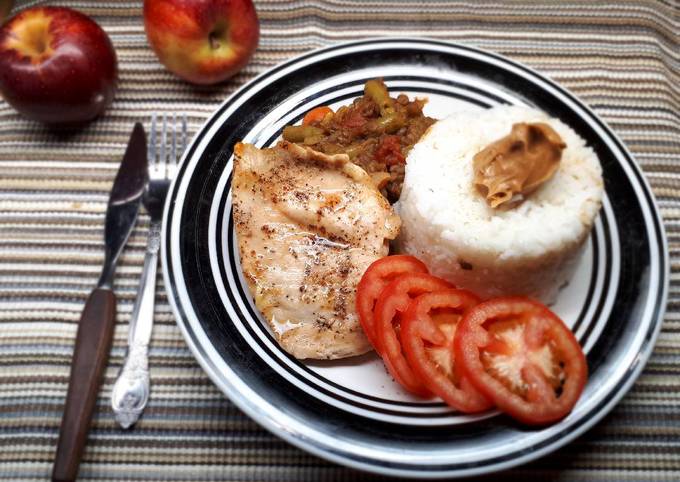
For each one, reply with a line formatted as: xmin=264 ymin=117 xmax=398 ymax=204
xmin=0 ymin=0 xmax=678 ymax=480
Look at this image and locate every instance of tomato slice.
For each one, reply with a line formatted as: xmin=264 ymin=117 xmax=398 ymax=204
xmin=356 ymin=255 xmax=428 ymax=349
xmin=401 ymin=289 xmax=493 ymax=413
xmin=302 ymin=105 xmax=333 ymax=125
xmin=374 ymin=273 xmax=453 ymax=396
xmin=455 ymin=297 xmax=588 ymax=425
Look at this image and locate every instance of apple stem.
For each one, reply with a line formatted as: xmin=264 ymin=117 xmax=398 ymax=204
xmin=208 ymin=31 xmax=220 ymax=50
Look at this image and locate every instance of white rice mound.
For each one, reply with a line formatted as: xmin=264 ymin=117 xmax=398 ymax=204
xmin=396 ymin=105 xmax=604 ymax=303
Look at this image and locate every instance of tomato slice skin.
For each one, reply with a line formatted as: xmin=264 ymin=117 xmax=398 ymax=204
xmin=374 ymin=273 xmax=453 ymax=396
xmin=356 ymin=255 xmax=428 ymax=349
xmin=401 ymin=289 xmax=493 ymax=413
xmin=455 ymin=297 xmax=588 ymax=425
xmin=302 ymin=105 xmax=333 ymax=125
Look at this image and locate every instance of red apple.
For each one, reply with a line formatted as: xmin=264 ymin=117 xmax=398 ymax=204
xmin=0 ymin=6 xmax=117 ymax=124
xmin=0 ymin=0 xmax=13 ymax=23
xmin=144 ymin=0 xmax=259 ymax=85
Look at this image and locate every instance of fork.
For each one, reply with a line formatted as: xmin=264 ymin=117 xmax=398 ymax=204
xmin=111 ymin=113 xmax=187 ymax=428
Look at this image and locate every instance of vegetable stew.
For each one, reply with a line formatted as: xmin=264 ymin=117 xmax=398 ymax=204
xmin=282 ymin=79 xmax=435 ymax=202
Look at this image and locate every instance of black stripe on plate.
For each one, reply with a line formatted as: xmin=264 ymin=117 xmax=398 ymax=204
xmin=579 ymin=208 xmax=613 ymax=346
xmin=569 ymin=232 xmax=599 ymax=337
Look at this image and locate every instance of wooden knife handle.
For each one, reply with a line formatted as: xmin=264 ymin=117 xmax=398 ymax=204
xmin=52 ymin=288 xmax=116 ymax=482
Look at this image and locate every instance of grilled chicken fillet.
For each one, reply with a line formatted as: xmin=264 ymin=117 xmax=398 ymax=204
xmin=232 ymin=141 xmax=401 ymax=359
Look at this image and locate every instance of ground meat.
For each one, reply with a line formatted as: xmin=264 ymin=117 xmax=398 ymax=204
xmin=282 ymin=79 xmax=436 ymax=203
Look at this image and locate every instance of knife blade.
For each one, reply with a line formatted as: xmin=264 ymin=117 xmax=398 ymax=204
xmin=52 ymin=123 xmax=148 ymax=482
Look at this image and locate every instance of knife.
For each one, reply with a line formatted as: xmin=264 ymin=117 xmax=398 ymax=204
xmin=52 ymin=123 xmax=148 ymax=482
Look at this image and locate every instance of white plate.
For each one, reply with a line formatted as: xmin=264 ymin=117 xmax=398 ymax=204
xmin=162 ymin=38 xmax=668 ymax=478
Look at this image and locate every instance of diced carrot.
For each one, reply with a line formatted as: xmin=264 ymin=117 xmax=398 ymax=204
xmin=302 ymin=106 xmax=333 ymax=125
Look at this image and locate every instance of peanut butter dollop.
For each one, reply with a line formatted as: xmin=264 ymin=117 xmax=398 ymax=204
xmin=473 ymin=122 xmax=566 ymax=209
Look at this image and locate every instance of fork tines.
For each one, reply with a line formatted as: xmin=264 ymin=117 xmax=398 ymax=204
xmin=149 ymin=113 xmax=188 ymax=179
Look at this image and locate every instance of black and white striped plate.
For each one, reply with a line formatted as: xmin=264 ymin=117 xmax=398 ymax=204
xmin=162 ymin=39 xmax=668 ymax=478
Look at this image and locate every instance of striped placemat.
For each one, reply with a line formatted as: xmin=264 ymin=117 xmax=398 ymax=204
xmin=1 ymin=0 xmax=678 ymax=480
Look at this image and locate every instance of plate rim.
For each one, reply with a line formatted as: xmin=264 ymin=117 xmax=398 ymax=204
xmin=161 ymin=37 xmax=669 ymax=478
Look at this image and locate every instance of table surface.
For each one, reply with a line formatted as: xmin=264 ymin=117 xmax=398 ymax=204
xmin=1 ymin=0 xmax=678 ymax=481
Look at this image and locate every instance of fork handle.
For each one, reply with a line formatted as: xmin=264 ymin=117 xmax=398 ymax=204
xmin=111 ymin=221 xmax=160 ymax=428
xmin=53 ymin=288 xmax=116 ymax=482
